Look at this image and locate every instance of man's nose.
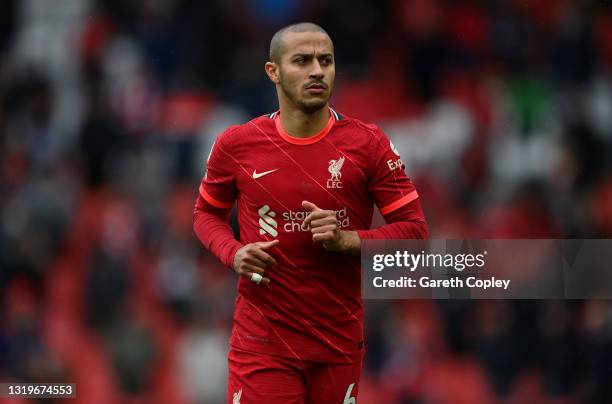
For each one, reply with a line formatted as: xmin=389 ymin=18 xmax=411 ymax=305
xmin=309 ymin=60 xmax=324 ymax=78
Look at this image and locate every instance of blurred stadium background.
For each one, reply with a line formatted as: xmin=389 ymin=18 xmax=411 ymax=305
xmin=1 ymin=0 xmax=612 ymax=403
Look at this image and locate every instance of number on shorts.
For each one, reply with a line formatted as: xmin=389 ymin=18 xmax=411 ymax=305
xmin=343 ymin=382 xmax=356 ymax=404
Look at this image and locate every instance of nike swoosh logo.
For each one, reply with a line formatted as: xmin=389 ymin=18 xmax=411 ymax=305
xmin=252 ymin=169 xmax=279 ymax=179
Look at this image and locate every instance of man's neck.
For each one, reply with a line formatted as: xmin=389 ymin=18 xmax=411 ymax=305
xmin=278 ymin=104 xmax=330 ymax=139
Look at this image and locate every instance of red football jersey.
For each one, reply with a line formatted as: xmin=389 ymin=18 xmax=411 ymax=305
xmin=199 ymin=108 xmax=421 ymax=364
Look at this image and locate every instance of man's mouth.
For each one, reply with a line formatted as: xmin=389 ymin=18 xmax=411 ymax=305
xmin=305 ymin=83 xmax=327 ymax=94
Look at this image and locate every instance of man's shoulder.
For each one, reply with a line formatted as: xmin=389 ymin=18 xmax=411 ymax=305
xmin=334 ymin=111 xmax=386 ymax=143
xmin=216 ymin=114 xmax=275 ymax=145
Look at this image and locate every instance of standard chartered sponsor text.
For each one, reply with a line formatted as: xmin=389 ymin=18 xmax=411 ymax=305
xmin=282 ymin=207 xmax=349 ymax=232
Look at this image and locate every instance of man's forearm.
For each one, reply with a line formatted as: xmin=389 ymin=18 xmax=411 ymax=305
xmin=337 ymin=230 xmax=361 ymax=255
xmin=193 ymin=197 xmax=243 ymax=269
xmin=356 ymin=220 xmax=429 ymax=240
xmin=340 ymin=219 xmax=428 ymax=255
xmin=356 ymin=198 xmax=429 ymax=241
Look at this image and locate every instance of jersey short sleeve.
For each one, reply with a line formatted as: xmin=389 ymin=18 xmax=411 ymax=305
xmin=198 ymin=130 xmax=238 ymax=209
xmin=368 ymin=128 xmax=419 ymax=216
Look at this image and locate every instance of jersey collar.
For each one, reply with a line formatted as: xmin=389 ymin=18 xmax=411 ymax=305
xmin=273 ymin=107 xmax=338 ymax=145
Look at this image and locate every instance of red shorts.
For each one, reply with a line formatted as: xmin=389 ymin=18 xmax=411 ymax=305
xmin=227 ymin=347 xmax=362 ymax=404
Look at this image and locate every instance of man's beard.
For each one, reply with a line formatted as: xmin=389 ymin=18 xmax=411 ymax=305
xmin=279 ymin=76 xmax=331 ymax=114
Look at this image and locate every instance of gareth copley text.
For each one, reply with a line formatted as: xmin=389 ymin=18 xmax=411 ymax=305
xmin=372 ymin=250 xmax=487 ymax=272
xmin=373 ymin=276 xmax=511 ymax=290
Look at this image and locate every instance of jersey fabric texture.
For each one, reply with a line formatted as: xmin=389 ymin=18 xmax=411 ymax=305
xmin=194 ymin=108 xmax=427 ymax=364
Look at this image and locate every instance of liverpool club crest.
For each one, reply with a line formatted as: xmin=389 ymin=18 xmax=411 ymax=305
xmin=327 ymin=156 xmax=345 ymax=189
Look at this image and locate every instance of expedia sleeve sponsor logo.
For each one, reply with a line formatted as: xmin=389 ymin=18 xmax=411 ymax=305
xmin=387 ymin=140 xmax=404 ymax=171
xmin=387 ymin=158 xmax=404 ymax=171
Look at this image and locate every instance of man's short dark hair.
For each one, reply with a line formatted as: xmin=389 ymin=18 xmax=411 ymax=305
xmin=269 ymin=22 xmax=330 ymax=63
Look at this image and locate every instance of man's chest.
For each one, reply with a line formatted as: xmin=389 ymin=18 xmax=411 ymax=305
xmin=233 ymin=140 xmax=369 ymax=209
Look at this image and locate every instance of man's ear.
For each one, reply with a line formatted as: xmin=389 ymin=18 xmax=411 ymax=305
xmin=265 ymin=61 xmax=280 ymax=84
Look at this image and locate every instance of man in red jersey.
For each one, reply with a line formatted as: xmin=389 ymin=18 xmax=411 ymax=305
xmin=193 ymin=22 xmax=428 ymax=404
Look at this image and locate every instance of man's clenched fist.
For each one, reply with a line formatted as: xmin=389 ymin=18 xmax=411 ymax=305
xmin=301 ymin=201 xmax=360 ymax=254
xmin=233 ymin=240 xmax=279 ymax=285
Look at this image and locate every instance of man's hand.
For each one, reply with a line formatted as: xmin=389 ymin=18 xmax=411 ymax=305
xmin=301 ymin=201 xmax=360 ymax=254
xmin=233 ymin=240 xmax=279 ymax=285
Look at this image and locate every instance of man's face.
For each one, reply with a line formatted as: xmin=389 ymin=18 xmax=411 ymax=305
xmin=275 ymin=32 xmax=335 ymax=113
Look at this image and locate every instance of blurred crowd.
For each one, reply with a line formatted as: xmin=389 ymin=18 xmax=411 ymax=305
xmin=1 ymin=0 xmax=612 ymax=403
